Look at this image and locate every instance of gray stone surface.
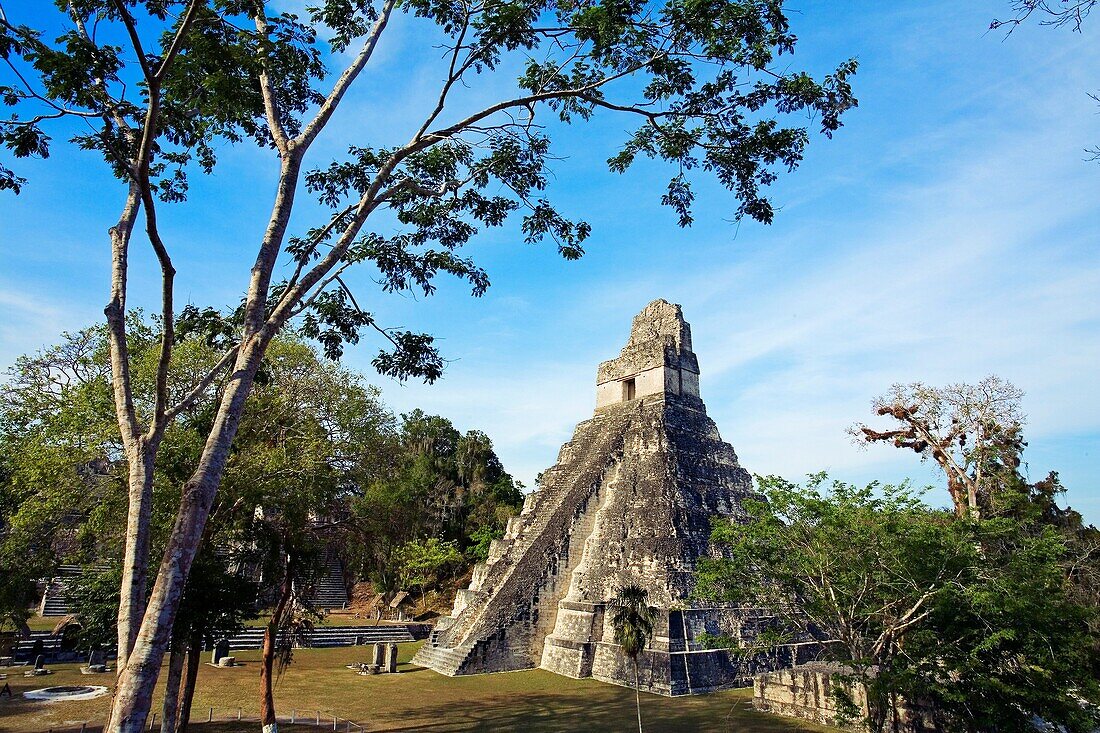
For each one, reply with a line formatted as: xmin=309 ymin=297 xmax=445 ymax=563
xmin=372 ymin=643 xmax=385 ymax=667
xmin=754 ymin=665 xmax=944 ymax=732
xmin=412 ymin=299 xmax=810 ymax=695
xmin=212 ymin=639 xmax=229 ymax=666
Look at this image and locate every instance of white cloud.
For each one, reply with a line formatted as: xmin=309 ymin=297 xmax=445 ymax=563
xmin=0 ymin=286 xmax=86 ymax=369
xmin=366 ymin=32 xmax=1100 ymax=514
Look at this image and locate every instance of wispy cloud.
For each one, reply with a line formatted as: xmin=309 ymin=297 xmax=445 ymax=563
xmin=367 ymin=23 xmax=1100 ymax=517
xmin=0 ymin=285 xmax=85 ymax=370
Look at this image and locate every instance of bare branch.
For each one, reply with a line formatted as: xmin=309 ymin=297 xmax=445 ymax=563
xmin=104 ymin=185 xmax=145 ymax=446
xmin=295 ymin=0 xmax=398 ymax=150
xmin=110 ymin=0 xmax=154 ymax=85
xmin=164 ymin=345 xmax=240 ymax=423
xmin=155 ymin=0 xmax=203 ymax=83
xmin=253 ymin=7 xmax=291 ymax=153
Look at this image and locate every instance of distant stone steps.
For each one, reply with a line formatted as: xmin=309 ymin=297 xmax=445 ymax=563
xmin=10 ymin=624 xmax=425 ymax=662
xmin=224 ymin=624 xmax=419 ymax=650
xmin=38 ymin=564 xmax=85 ymax=617
xmin=309 ymin=551 xmax=349 ymax=609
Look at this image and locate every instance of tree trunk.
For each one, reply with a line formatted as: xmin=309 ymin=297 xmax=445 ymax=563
xmin=966 ymin=480 xmax=982 ymax=521
xmin=259 ymin=625 xmax=279 ymax=733
xmin=117 ymin=440 xmax=157 ymax=669
xmin=261 ymin=560 xmax=294 ymax=733
xmin=159 ymin=640 xmax=186 ymax=733
xmin=105 ymin=184 xmax=147 ymax=675
xmin=944 ymin=474 xmax=970 ymax=520
xmin=176 ymin=635 xmax=201 ymax=733
xmin=634 ymin=657 xmax=642 ymax=733
xmin=106 ymin=340 xmax=269 ymax=733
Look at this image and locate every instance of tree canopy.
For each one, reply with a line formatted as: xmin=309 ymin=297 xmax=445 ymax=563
xmin=1 ymin=1 xmax=857 ymax=727
xmin=697 ymin=473 xmax=1100 ymax=733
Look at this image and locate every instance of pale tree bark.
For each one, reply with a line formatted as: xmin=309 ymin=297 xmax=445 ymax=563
xmin=118 ymin=446 xmax=153 ymax=666
xmin=159 ymin=640 xmax=186 ymax=733
xmin=106 ymin=183 xmax=149 ymax=670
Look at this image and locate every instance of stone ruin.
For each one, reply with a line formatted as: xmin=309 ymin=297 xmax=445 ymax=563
xmin=412 ymin=299 xmax=812 ymax=695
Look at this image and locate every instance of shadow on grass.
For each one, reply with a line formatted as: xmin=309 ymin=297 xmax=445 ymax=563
xmin=350 ymin=691 xmax=820 ymax=733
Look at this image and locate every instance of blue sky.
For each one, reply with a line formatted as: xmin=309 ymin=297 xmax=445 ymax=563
xmin=1 ymin=2 xmax=1098 ymax=518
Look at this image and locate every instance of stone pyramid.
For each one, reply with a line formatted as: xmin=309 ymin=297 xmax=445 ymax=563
xmin=412 ymin=299 xmax=810 ymax=695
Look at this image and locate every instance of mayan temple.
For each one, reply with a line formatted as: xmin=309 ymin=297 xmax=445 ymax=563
xmin=412 ymin=299 xmax=807 ymax=695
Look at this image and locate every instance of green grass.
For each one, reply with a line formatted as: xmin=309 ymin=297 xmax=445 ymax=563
xmin=22 ymin=616 xmax=63 ymax=633
xmin=0 ymin=641 xmax=835 ymax=733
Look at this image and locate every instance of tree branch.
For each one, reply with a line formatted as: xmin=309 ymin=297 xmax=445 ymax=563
xmin=164 ymin=345 xmax=240 ymax=423
xmin=253 ymin=7 xmax=291 ymax=153
xmin=295 ymin=0 xmax=398 ymax=150
xmin=109 ymin=0 xmax=154 ymax=85
xmin=155 ymin=0 xmax=202 ymax=83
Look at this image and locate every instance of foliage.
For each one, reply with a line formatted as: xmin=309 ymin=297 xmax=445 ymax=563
xmin=350 ymin=410 xmax=523 ymax=591
xmin=65 ymin=565 xmax=124 ymax=652
xmin=466 ymin=525 xmax=503 ymax=564
xmin=172 ymin=550 xmax=257 ymax=646
xmin=0 ymin=324 xmax=138 ymax=630
xmin=394 ymin=538 xmax=464 ymax=598
xmin=609 ymin=585 xmax=656 ymax=659
xmin=697 ymin=472 xmax=1100 ymax=733
xmin=608 ymin=584 xmax=657 ymax=733
xmin=697 ymin=474 xmax=977 ymax=666
xmin=853 ymin=376 xmax=1025 ymax=519
xmin=898 ymin=518 xmax=1100 ymax=732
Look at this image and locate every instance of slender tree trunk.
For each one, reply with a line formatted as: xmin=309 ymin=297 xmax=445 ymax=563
xmin=106 ymin=184 xmax=147 ymax=673
xmin=159 ymin=640 xmax=186 ymax=733
xmin=261 ymin=559 xmax=295 ymax=733
xmin=118 ymin=440 xmax=157 ymax=668
xmin=107 ymin=338 xmax=270 ymax=733
xmin=175 ymin=635 xmax=202 ymax=733
xmin=634 ymin=657 xmax=642 ymax=733
xmin=259 ymin=626 xmax=279 ymax=733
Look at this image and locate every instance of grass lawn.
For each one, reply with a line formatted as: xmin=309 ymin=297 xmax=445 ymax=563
xmin=0 ymin=641 xmax=834 ymax=733
xmin=22 ymin=617 xmax=63 ymax=633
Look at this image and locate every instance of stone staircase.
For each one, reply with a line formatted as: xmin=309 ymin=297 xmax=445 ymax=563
xmin=224 ymin=624 xmax=421 ymax=650
xmin=38 ymin=564 xmax=84 ymax=616
xmin=409 ymin=624 xmax=479 ymax=671
xmin=10 ymin=624 xmax=425 ymax=662
xmin=412 ymin=409 xmax=630 ymax=676
xmin=310 ymin=552 xmax=349 ymax=609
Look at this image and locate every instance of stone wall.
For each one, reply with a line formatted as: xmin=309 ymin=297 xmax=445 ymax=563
xmin=754 ymin=665 xmax=947 ymax=732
